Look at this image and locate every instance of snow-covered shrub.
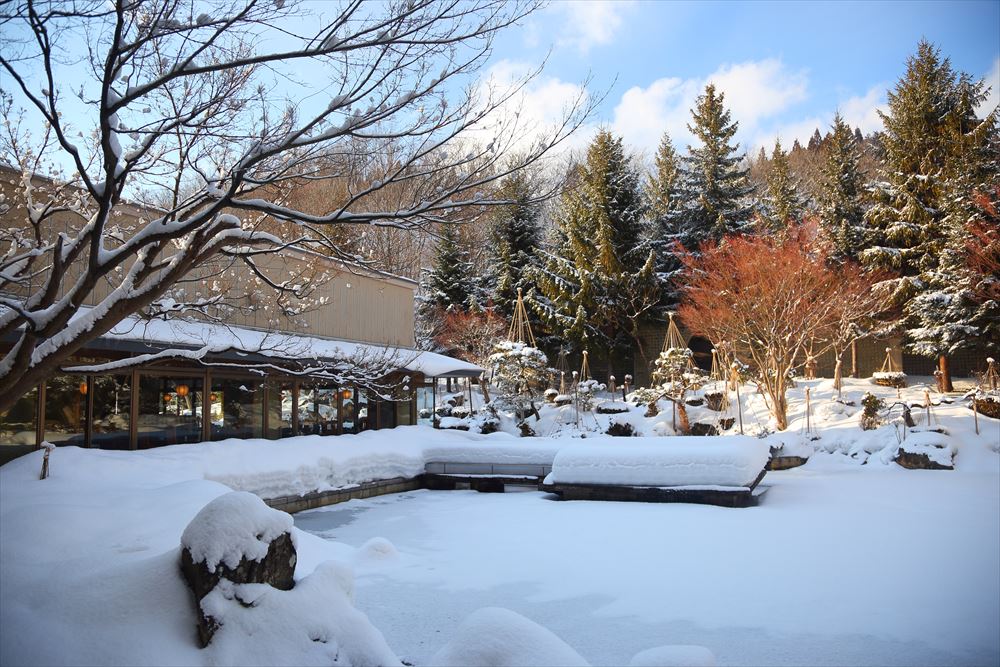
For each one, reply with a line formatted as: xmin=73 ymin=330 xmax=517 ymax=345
xmin=651 ymin=347 xmax=693 ymax=385
xmin=860 ymin=392 xmax=885 ymax=430
xmin=575 ymin=378 xmax=605 ymax=411
xmin=606 ymin=417 xmax=635 ymax=437
xmin=872 ymin=371 xmax=907 ymax=388
xmin=486 ymin=342 xmax=550 ymax=418
xmin=628 ymin=386 xmax=663 ymax=407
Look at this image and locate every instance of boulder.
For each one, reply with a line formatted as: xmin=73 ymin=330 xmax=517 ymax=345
xmin=180 ymin=492 xmax=297 ymax=647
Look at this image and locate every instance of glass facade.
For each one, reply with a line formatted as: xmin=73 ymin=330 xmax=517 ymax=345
xmin=416 ymin=382 xmax=435 ymax=426
xmin=0 ymin=386 xmax=39 ymax=464
xmin=136 ymin=376 xmax=204 ymax=449
xmin=209 ymin=377 xmax=264 ymax=441
xmin=0 ymin=365 xmax=420 ymax=459
xmin=298 ymin=383 xmax=339 ymax=435
xmin=91 ymin=374 xmax=131 ymax=450
xmin=44 ymin=375 xmax=88 ymax=447
xmin=267 ymin=381 xmax=294 ymax=439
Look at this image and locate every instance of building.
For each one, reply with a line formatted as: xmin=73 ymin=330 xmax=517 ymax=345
xmin=0 ymin=170 xmax=482 ymax=465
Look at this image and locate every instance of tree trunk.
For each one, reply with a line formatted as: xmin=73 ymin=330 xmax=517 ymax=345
xmin=833 ymin=358 xmax=843 ymax=393
xmin=938 ymin=354 xmax=953 ymax=393
xmin=850 ymin=340 xmax=859 ymax=378
xmin=676 ymin=402 xmax=690 ymax=435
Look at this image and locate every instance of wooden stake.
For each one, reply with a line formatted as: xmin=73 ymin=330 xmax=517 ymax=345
xmin=973 ymin=399 xmax=980 ymax=435
xmin=805 ymin=387 xmax=811 ymax=434
xmin=924 ymin=389 xmax=931 ymax=426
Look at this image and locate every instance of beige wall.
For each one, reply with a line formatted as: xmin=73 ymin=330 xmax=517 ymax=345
xmin=0 ymin=171 xmax=416 ymax=348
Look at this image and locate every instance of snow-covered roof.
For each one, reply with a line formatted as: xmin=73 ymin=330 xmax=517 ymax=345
xmin=89 ymin=314 xmax=484 ymax=378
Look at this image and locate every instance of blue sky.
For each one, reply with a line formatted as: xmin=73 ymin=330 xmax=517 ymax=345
xmin=485 ymin=0 xmax=1000 ymax=156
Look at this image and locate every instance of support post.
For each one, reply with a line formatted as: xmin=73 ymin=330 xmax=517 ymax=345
xmin=973 ymin=399 xmax=979 ymax=435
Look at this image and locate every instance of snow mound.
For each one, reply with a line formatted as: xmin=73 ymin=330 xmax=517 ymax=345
xmin=354 ymin=537 xmax=399 ymax=565
xmin=629 ymin=645 xmax=716 ymax=666
xmin=548 ymin=436 xmax=770 ymax=488
xmin=181 ymin=491 xmax=294 ymax=570
xmin=430 ymin=607 xmax=589 ymax=667
xmin=201 ymin=561 xmax=400 ymax=666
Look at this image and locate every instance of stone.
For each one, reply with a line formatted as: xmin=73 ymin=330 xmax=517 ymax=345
xmin=895 ymin=449 xmax=954 ymax=470
xmin=606 ymin=421 xmax=635 ymax=437
xmin=180 ymin=512 xmax=296 ymax=647
xmin=689 ymin=423 xmax=719 ymax=437
xmin=703 ymin=391 xmax=725 ymax=412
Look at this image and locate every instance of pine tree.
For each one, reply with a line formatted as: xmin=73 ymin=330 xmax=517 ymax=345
xmin=645 ymin=132 xmax=684 ymax=309
xmin=488 ymin=170 xmax=542 ymax=320
xmin=666 ymin=84 xmax=755 ymax=250
xmin=529 ymin=130 xmax=659 ymax=359
xmin=859 ymin=40 xmax=998 ymax=382
xmin=759 ymin=139 xmax=802 ymax=233
xmin=423 ymin=223 xmax=475 ymax=311
xmin=818 ymin=112 xmax=867 ymax=261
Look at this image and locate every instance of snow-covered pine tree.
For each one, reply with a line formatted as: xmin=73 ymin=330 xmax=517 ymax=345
xmin=666 ymin=84 xmax=756 ymax=250
xmin=759 ymin=139 xmax=803 ymax=233
xmin=859 ymin=40 xmax=998 ymax=383
xmin=646 ymin=132 xmax=684 ymax=309
xmin=818 ymin=112 xmax=867 ymax=262
xmin=528 ymin=130 xmax=659 ymax=360
xmin=423 ymin=223 xmax=476 ymax=311
xmin=488 ymin=171 xmax=542 ymax=320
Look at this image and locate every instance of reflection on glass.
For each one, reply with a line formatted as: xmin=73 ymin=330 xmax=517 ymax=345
xmin=91 ymin=375 xmax=131 ymax=450
xmin=416 ymin=383 xmax=434 ymax=426
xmin=298 ymin=383 xmax=338 ymax=435
xmin=137 ymin=376 xmax=204 ymax=449
xmin=210 ymin=378 xmax=264 ymax=441
xmin=267 ymin=381 xmax=294 ymax=439
xmin=355 ymin=388 xmax=371 ymax=433
xmin=396 ymin=385 xmax=413 ymax=427
xmin=0 ymin=387 xmax=39 ymax=463
xmin=44 ymin=375 xmax=87 ymax=446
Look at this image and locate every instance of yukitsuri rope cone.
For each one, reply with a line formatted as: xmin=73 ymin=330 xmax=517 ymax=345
xmin=873 ymin=346 xmax=907 ymax=388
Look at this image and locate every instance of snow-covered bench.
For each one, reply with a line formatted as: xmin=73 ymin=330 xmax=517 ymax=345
xmin=541 ymin=436 xmax=771 ymax=507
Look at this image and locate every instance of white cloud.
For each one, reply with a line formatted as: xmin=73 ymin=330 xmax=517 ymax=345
xmin=550 ymin=1 xmax=634 ymax=55
xmin=839 ymin=85 xmax=886 ymax=135
xmin=467 ymin=60 xmax=595 ymax=163
xmin=978 ymin=57 xmax=1000 ymax=118
xmin=611 ymin=59 xmax=809 ymax=155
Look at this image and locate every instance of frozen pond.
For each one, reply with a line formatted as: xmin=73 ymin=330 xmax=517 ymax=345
xmin=296 ymin=465 xmax=1000 ymax=666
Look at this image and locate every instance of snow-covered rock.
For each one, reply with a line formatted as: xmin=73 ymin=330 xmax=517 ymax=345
xmin=430 ymin=607 xmax=589 ymax=667
xmin=181 ymin=491 xmax=294 ymax=571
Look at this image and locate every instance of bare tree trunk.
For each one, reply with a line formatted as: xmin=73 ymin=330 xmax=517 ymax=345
xmin=851 ymin=339 xmax=859 ymax=378
xmin=676 ymin=402 xmax=690 ymax=435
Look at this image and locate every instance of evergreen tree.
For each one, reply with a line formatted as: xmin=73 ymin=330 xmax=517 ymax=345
xmin=666 ymin=84 xmax=755 ymax=250
xmin=487 ymin=170 xmax=542 ymax=320
xmin=423 ymin=223 xmax=475 ymax=311
xmin=818 ymin=112 xmax=867 ymax=261
xmin=858 ymin=40 xmax=998 ymax=379
xmin=529 ymin=130 xmax=659 ymax=358
xmin=759 ymin=139 xmax=802 ymax=233
xmin=645 ymin=132 xmax=684 ymax=308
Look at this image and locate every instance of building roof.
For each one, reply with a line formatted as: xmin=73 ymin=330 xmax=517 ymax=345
xmin=90 ymin=314 xmax=484 ymax=378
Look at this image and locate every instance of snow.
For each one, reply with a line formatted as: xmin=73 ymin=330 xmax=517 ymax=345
xmin=547 ymin=437 xmax=770 ymax=488
xmin=181 ymin=491 xmax=294 ymax=570
xmin=0 ymin=378 xmax=997 ymax=666
xmin=429 ymin=607 xmax=589 ymax=667
xmin=60 ymin=308 xmax=483 ymax=378
xmin=629 ymin=645 xmax=716 ymax=666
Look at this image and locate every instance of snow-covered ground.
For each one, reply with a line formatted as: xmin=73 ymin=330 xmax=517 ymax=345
xmin=0 ymin=378 xmax=997 ymax=666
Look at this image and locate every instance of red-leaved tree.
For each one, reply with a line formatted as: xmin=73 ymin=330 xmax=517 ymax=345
xmin=678 ymin=232 xmax=881 ymax=430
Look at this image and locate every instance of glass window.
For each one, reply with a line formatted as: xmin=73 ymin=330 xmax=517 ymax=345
xmin=0 ymin=386 xmax=39 ymax=463
xmin=210 ymin=378 xmax=264 ymax=441
xmin=44 ymin=375 xmax=88 ymax=447
xmin=396 ymin=385 xmax=414 ymax=427
xmin=356 ymin=388 xmax=371 ymax=433
xmin=137 ymin=376 xmax=204 ymax=449
xmin=298 ymin=383 xmax=339 ymax=436
xmin=416 ymin=382 xmax=435 ymax=426
xmin=91 ymin=375 xmax=131 ymax=450
xmin=266 ymin=381 xmax=294 ymax=439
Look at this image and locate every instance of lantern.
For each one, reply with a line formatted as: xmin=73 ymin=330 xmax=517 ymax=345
xmin=340 ymin=388 xmax=352 ymax=400
xmin=78 ymin=381 xmax=88 ymax=395
xmin=175 ymin=384 xmax=190 ymax=397
xmin=164 ymin=393 xmax=174 ymax=402
xmin=209 ymin=393 xmax=218 ymax=402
